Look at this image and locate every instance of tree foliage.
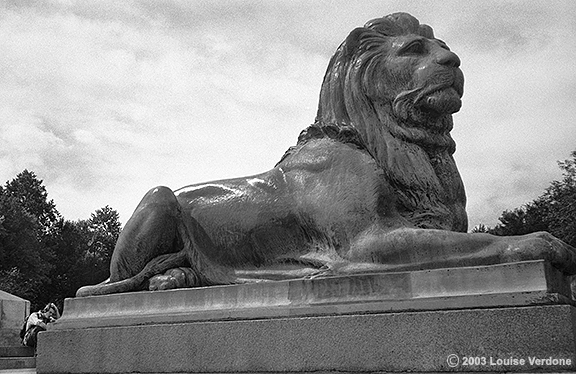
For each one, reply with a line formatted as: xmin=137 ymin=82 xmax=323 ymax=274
xmin=0 ymin=170 xmax=121 ymax=311
xmin=0 ymin=173 xmax=55 ymax=304
xmin=3 ymin=170 xmax=59 ymax=234
xmin=485 ymin=151 xmax=576 ymax=247
xmin=80 ymin=206 xmax=121 ymax=286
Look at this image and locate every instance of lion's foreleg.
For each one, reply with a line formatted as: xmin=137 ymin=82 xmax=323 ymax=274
xmin=349 ymin=228 xmax=576 ymax=275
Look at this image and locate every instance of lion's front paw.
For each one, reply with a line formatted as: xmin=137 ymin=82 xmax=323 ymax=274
xmin=500 ymin=232 xmax=576 ymax=275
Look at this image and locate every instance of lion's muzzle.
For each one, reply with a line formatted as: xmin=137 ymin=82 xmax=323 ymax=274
xmin=421 ymin=87 xmax=462 ymax=115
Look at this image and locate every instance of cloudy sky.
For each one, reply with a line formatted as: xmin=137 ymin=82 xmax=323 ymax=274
xmin=1 ymin=0 xmax=575 ymax=230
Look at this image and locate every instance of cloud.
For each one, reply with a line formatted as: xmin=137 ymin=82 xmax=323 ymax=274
xmin=0 ymin=1 xmax=326 ymax=221
xmin=448 ymin=2 xmax=576 ymax=227
xmin=0 ymin=0 xmax=574 ymax=233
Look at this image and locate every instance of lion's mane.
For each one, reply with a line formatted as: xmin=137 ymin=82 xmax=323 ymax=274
xmin=308 ymin=12 xmax=468 ymax=231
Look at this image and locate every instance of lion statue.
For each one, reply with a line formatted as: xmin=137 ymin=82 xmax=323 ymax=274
xmin=77 ymin=12 xmax=576 ymax=297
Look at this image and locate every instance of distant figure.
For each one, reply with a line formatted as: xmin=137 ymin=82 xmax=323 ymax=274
xmin=21 ymin=303 xmax=60 ymax=348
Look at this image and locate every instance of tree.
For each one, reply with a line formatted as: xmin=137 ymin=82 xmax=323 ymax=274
xmin=0 ymin=184 xmax=52 ymax=305
xmin=537 ymin=151 xmax=576 ymax=246
xmin=36 ymin=218 xmax=86 ymax=309
xmin=470 ymin=224 xmax=489 ymax=233
xmin=0 ymin=169 xmax=122 ymax=311
xmin=80 ymin=206 xmax=121 ymax=286
xmin=3 ymin=170 xmax=59 ymax=234
xmin=488 ymin=204 xmax=548 ymax=236
xmin=39 ymin=206 xmax=122 ymax=309
xmin=488 ymin=151 xmax=576 ymax=247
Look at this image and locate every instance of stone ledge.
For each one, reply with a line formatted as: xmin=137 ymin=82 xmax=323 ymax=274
xmin=0 ymin=357 xmax=36 ymax=370
xmin=50 ymin=260 xmax=573 ymax=330
xmin=0 ymin=347 xmax=34 ymax=358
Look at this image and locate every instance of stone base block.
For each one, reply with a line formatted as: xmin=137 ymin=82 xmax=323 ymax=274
xmin=0 ymin=291 xmax=30 ymax=346
xmin=38 ymin=304 xmax=576 ymax=373
xmin=37 ymin=261 xmax=576 ymax=373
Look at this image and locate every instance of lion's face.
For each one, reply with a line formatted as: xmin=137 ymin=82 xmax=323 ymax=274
xmin=375 ymin=34 xmax=464 ymax=129
xmin=317 ymin=13 xmax=466 ymax=149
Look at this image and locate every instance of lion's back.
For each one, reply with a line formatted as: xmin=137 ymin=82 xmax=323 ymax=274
xmin=176 ymin=137 xmax=398 ymax=265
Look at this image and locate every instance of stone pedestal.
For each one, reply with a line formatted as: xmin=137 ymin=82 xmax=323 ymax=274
xmin=0 ymin=290 xmax=30 ymax=346
xmin=37 ymin=261 xmax=576 ymax=373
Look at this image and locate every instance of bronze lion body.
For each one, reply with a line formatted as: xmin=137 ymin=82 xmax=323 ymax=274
xmin=77 ymin=13 xmax=576 ymax=297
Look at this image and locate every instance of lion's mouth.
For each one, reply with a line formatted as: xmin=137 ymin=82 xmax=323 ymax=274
xmin=412 ymin=68 xmax=464 ymax=119
xmin=392 ymin=70 xmax=464 ymax=127
xmin=417 ymin=87 xmax=462 ymax=117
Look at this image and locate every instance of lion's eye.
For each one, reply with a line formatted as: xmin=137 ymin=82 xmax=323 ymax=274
xmin=401 ymin=40 xmax=425 ymax=55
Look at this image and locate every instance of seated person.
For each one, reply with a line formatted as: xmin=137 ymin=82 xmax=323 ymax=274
xmin=22 ymin=303 xmax=60 ymax=348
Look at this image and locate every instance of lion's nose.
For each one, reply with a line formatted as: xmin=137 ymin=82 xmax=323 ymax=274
xmin=436 ymin=49 xmax=461 ymax=68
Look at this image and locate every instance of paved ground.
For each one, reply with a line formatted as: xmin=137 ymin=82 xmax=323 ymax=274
xmin=0 ymin=369 xmax=35 ymax=374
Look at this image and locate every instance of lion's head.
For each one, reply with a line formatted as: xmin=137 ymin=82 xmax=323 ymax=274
xmin=315 ymin=12 xmax=468 ymax=231
xmin=317 ymin=12 xmax=464 ymax=150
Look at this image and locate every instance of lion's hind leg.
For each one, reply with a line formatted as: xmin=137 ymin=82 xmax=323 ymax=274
xmin=76 ymin=185 xmax=238 ymax=297
xmin=149 ymin=267 xmax=200 ymax=291
xmin=76 ymin=251 xmax=190 ymax=296
xmin=109 ymin=186 xmax=184 ymax=283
